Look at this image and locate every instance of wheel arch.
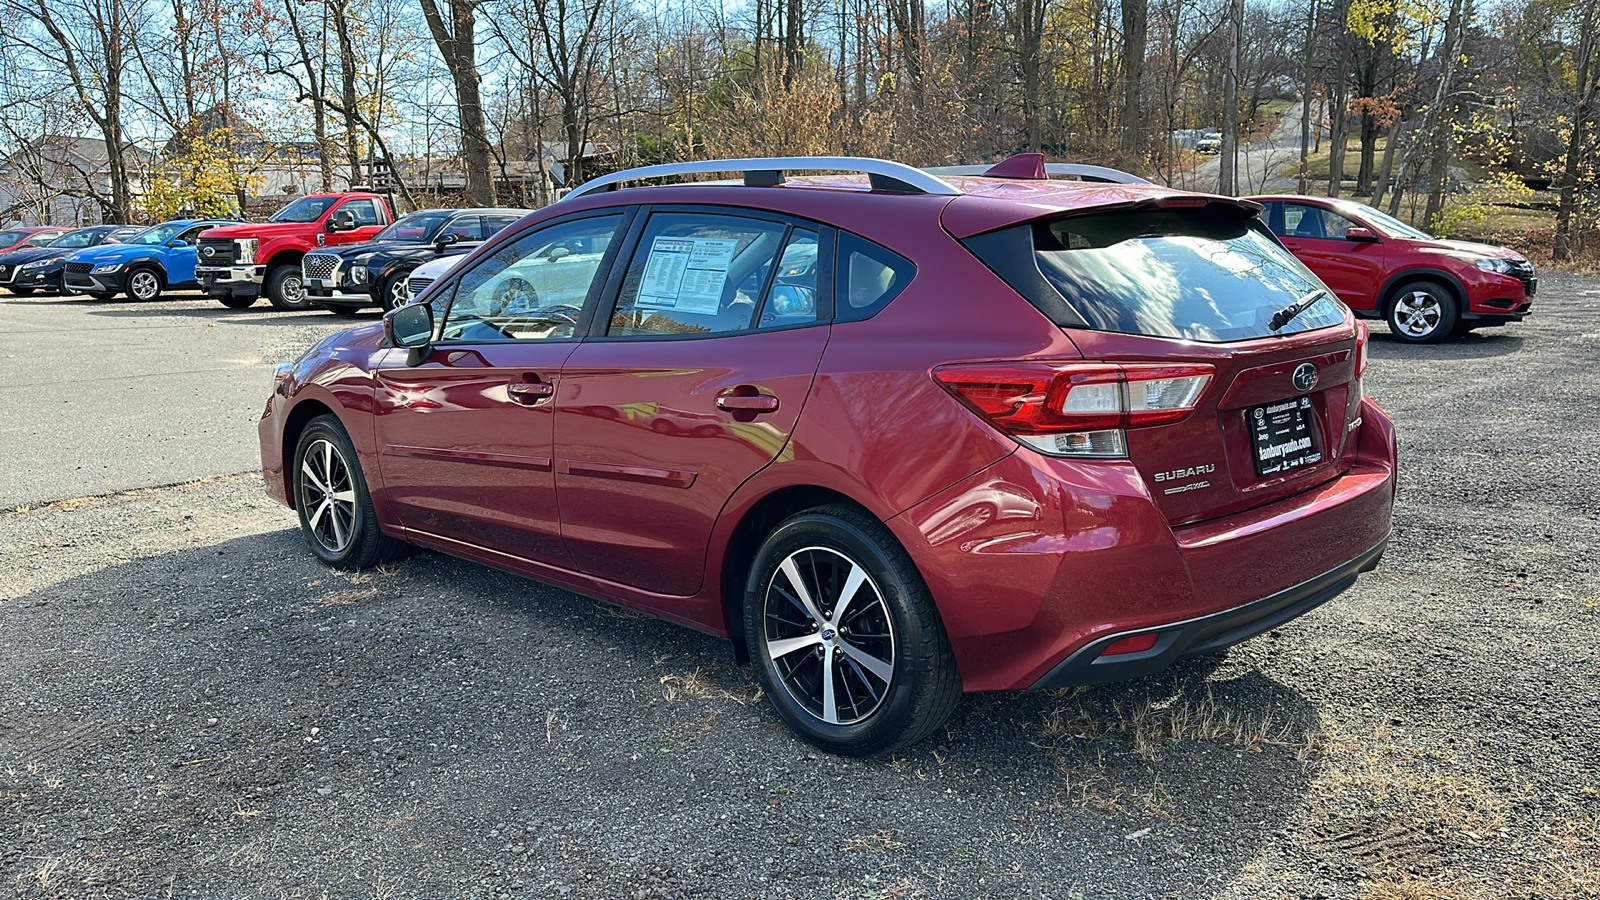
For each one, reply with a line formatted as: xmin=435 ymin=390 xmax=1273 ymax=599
xmin=717 ymin=484 xmax=885 ymax=664
xmin=1379 ymin=267 xmax=1465 ymax=314
xmin=123 ymin=256 xmax=169 ymax=285
xmin=278 ymin=396 xmax=340 ymax=509
xmin=264 ymin=247 xmax=308 ymax=272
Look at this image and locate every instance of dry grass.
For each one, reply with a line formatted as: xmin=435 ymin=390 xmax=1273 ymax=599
xmin=659 ymin=667 xmax=761 ymax=705
xmin=839 ymin=829 xmax=908 ymax=853
xmin=1037 ymin=685 xmax=1320 ymax=762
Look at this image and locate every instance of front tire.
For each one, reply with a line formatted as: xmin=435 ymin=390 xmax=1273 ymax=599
xmin=743 ymin=504 xmax=961 ymax=756
xmin=10 ymin=286 xmax=35 ymax=295
xmin=267 ymin=264 xmax=311 ymax=311
xmin=381 ymin=271 xmax=410 ymax=311
xmin=125 ymin=267 xmax=163 ymax=302
xmin=218 ymin=294 xmax=255 ymax=309
xmin=291 ymin=414 xmax=407 ymax=569
xmin=1387 ymin=281 xmax=1457 ymax=344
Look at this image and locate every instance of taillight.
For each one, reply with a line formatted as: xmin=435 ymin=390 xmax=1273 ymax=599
xmin=1354 ymin=321 xmax=1369 ymax=377
xmin=933 ymin=362 xmax=1213 ymax=459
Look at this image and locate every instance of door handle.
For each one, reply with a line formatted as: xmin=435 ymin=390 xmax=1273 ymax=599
xmin=716 ymin=392 xmax=779 ymax=413
xmin=507 ymin=380 xmax=555 ymax=405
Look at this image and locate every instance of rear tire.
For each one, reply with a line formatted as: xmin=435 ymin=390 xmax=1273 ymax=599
xmin=1386 ymin=281 xmax=1457 ymax=344
xmin=218 ymin=294 xmax=255 ymax=309
xmin=291 ymin=414 xmax=407 ymax=569
xmin=267 ymin=264 xmax=311 ymax=311
xmin=743 ymin=504 xmax=961 ymax=756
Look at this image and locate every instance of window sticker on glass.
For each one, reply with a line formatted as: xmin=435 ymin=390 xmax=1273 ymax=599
xmin=637 ymin=236 xmax=740 ymax=315
xmin=1284 ymin=206 xmax=1304 ymax=231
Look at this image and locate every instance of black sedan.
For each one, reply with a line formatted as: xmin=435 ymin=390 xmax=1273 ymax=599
xmin=0 ymin=225 xmax=141 ymax=294
xmin=302 ymin=208 xmax=532 ymax=314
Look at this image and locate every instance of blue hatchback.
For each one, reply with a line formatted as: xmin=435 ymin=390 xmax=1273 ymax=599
xmin=63 ymin=218 xmax=239 ymax=301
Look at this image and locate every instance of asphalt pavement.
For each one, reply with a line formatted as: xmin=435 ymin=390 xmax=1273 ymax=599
xmin=0 ymin=292 xmax=363 ymax=508
xmin=2 ymin=278 xmax=1597 ymax=898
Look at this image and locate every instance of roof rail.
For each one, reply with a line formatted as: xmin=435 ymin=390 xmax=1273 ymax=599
xmin=561 ymin=157 xmax=963 ymax=201
xmin=922 ymin=162 xmax=1151 ymax=185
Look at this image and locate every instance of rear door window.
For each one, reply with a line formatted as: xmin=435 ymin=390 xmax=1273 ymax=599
xmin=1281 ymin=203 xmax=1358 ymax=241
xmin=982 ymin=209 xmax=1345 ymax=343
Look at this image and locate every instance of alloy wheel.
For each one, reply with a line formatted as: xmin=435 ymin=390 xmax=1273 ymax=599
xmin=763 ymin=546 xmax=896 ymax=726
xmin=297 ymin=438 xmax=357 ymax=555
xmin=1392 ymin=290 xmax=1442 ymax=337
xmin=129 ymin=270 xmax=160 ymax=300
xmin=387 ymin=277 xmax=408 ymax=310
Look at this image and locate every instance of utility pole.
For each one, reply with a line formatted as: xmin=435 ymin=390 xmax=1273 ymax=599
xmin=1219 ymin=0 xmax=1243 ymax=193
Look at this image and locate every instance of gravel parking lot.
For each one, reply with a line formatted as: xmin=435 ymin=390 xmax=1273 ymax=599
xmin=2 ymin=283 xmax=1597 ymax=899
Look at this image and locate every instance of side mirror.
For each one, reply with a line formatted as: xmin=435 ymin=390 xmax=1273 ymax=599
xmin=385 ymin=302 xmax=434 ymax=351
xmin=434 ymin=233 xmax=460 ymax=252
xmin=327 ymin=211 xmax=355 ymax=233
xmin=1345 ymin=227 xmax=1380 ymax=243
xmin=768 ymin=284 xmax=816 ymax=317
xmin=545 ymin=245 xmax=572 ymax=262
xmin=167 ymin=239 xmax=190 ymax=248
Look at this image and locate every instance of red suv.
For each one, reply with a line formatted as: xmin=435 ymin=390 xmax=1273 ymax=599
xmin=1250 ymin=195 xmax=1536 ymax=343
xmin=260 ymin=156 xmax=1397 ymax=754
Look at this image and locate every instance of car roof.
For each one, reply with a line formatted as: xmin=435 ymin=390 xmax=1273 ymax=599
xmin=555 ymin=157 xmax=1262 ymax=240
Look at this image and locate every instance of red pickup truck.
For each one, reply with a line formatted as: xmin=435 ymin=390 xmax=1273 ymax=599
xmin=196 ymin=192 xmax=393 ymax=310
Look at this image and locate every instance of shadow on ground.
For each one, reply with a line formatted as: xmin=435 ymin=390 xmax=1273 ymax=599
xmin=0 ymin=530 xmax=1324 ymax=898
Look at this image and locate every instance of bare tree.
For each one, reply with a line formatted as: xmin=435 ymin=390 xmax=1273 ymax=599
xmin=419 ymin=0 xmax=494 ymax=204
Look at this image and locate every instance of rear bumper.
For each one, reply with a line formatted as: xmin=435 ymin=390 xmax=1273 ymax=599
xmin=894 ymin=396 xmax=1397 ymax=692
xmin=1030 ymin=533 xmax=1386 ymax=688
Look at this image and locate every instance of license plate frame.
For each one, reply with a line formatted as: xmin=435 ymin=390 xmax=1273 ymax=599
xmin=1248 ymin=397 xmax=1323 ymax=477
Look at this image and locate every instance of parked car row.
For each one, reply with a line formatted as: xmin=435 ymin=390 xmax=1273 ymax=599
xmin=0 ymin=194 xmax=539 ymax=313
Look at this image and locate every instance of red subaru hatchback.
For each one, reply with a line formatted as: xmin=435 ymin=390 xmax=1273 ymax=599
xmin=261 ymin=155 xmax=1396 ymax=755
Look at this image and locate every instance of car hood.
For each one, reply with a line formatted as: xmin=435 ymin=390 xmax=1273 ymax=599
xmin=1405 ymin=237 xmax=1527 ymax=263
xmin=202 ymin=222 xmax=317 ymax=240
xmin=0 ymin=246 xmax=65 ymax=265
xmin=66 ymin=243 xmax=163 ymax=264
xmin=310 ymin=240 xmax=433 ymax=260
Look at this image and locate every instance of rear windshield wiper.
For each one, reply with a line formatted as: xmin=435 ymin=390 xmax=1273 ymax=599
xmin=1269 ymin=288 xmax=1330 ymax=331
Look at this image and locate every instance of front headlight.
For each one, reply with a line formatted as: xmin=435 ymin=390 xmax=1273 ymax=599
xmin=1473 ymin=258 xmax=1517 ymax=274
xmin=349 ymin=265 xmax=368 ymax=284
xmin=91 ymin=263 xmax=122 ymax=274
xmin=238 ymin=238 xmax=257 ymax=265
xmin=21 ymin=257 xmax=60 ymax=269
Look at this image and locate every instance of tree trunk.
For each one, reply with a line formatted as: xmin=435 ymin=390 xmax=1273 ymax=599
xmin=1119 ymin=0 xmax=1147 ymax=165
xmin=1423 ymin=0 xmax=1469 ymax=232
xmin=1298 ymin=0 xmax=1317 ymax=194
xmin=1370 ymin=116 xmax=1404 ymax=208
xmin=1555 ymin=0 xmax=1600 ymax=260
xmin=419 ymin=0 xmax=494 ymax=205
xmin=1219 ymin=0 xmax=1242 ymax=193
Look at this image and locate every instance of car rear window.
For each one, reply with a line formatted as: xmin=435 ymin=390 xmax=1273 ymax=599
xmin=965 ymin=209 xmax=1346 ymax=343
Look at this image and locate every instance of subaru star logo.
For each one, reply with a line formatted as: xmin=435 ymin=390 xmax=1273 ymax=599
xmin=821 ymin=628 xmax=836 ymax=640
xmin=1292 ymin=362 xmax=1319 ymax=392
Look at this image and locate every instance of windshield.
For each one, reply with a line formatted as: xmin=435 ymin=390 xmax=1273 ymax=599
xmin=269 ymin=197 xmax=337 ymax=223
xmin=1027 ymin=210 xmax=1346 ymax=342
xmin=0 ymin=230 xmax=31 ymax=246
xmin=1337 ymin=201 xmax=1432 ymax=240
xmin=49 ymin=229 xmax=103 ymax=249
xmin=106 ymin=227 xmax=141 ymax=243
xmin=128 ymin=223 xmax=187 ymax=245
xmin=374 ymin=212 xmax=449 ymax=243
